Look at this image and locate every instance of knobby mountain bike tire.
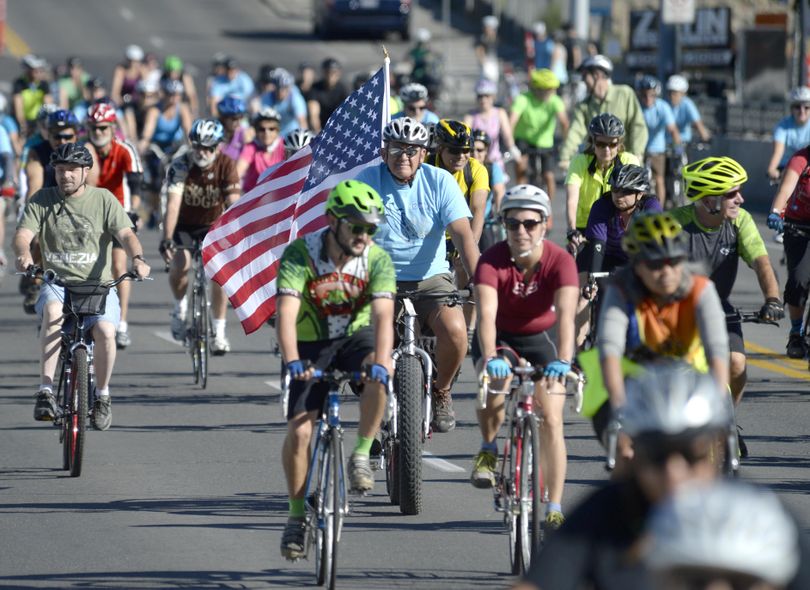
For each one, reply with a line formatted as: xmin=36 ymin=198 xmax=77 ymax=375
xmin=384 ymin=422 xmax=400 ymax=506
xmin=66 ymin=348 xmax=89 ymax=478
xmin=394 ymin=354 xmax=424 ymax=515
xmin=518 ymin=413 xmax=542 ymax=574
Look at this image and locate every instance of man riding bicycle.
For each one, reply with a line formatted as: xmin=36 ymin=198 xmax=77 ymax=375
xmin=13 ymin=143 xmax=151 ymax=430
xmin=471 ymin=184 xmax=578 ymax=530
xmin=160 ymin=119 xmax=240 ymax=355
xmin=277 ymin=180 xmax=395 ymax=561
xmin=354 ymin=117 xmax=480 ymax=433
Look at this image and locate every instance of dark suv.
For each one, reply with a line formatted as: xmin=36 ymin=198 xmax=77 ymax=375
xmin=312 ymin=0 xmax=411 ymax=40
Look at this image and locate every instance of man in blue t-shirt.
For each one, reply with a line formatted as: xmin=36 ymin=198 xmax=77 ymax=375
xmin=767 ymin=86 xmax=810 ymax=182
xmin=355 ymin=117 xmax=480 ymax=433
xmin=637 ymin=76 xmax=681 ymax=206
xmin=665 ymin=75 xmax=711 ymax=147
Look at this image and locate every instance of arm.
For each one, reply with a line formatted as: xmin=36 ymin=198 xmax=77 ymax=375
xmin=491 ymin=182 xmax=505 ymax=214
xmin=557 ymin=107 xmax=570 ymax=137
xmin=236 ymin=154 xmax=250 ymax=181
xmin=771 ymin=166 xmax=800 ymax=212
xmin=469 ymin=188 xmax=488 ymax=243
xmin=224 ymin=189 xmax=240 ymax=208
xmin=558 ymin=106 xmax=586 ymax=165
xmin=138 ymin=108 xmax=159 ymax=154
xmin=667 ymin=123 xmax=682 ymax=146
xmin=752 ymin=255 xmax=780 ymax=301
xmin=85 ymin=143 xmax=100 ymax=187
xmin=565 ymin=182 xmax=580 ymax=231
xmin=626 ymin=96 xmax=650 ymax=159
xmin=447 ymin=216 xmax=480 ymax=281
xmin=25 ymin=158 xmax=44 ymax=201
xmin=597 ymin=285 xmax=630 ymax=407
xmin=475 ymin=283 xmax=499 ymax=360
xmin=110 ymin=66 xmax=124 ymax=106
xmin=12 ymin=227 xmax=36 ymax=271
xmin=179 ymin=104 xmax=193 ymax=138
xmin=182 ymin=72 xmax=199 ymax=116
xmin=695 ymin=283 xmax=730 ymax=391
xmin=13 ymin=93 xmax=25 ymax=132
xmin=370 ymin=297 xmax=395 ymax=374
xmin=162 ymin=188 xmax=182 ymax=257
xmin=307 ymin=100 xmax=322 ymax=133
xmin=115 ymin=227 xmax=151 ymax=277
xmin=767 ymin=141 xmax=786 ymax=180
xmin=497 ymin=108 xmax=517 ymax=152
xmin=462 ymin=113 xmax=474 ymax=128
xmin=276 ymin=294 xmax=302 ymax=364
xmin=554 ymin=285 xmax=578 ymax=363
xmin=694 ymin=119 xmax=711 ymax=143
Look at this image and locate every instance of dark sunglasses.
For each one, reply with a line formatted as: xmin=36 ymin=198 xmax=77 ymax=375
xmin=594 ymin=139 xmax=619 ymax=149
xmin=191 ymin=143 xmax=216 ymax=152
xmin=387 ymin=145 xmax=421 ymax=158
xmin=447 ymin=147 xmax=471 ymax=156
xmin=406 ymin=104 xmax=426 ymax=112
xmin=340 ymin=218 xmax=377 ymax=236
xmin=90 ymin=125 xmax=111 ymax=132
xmin=257 ymin=126 xmax=280 ymax=133
xmin=642 ymin=256 xmax=685 ymax=271
xmin=636 ymin=440 xmax=711 ymax=467
xmin=504 ymin=217 xmax=544 ymax=232
xmin=55 ymin=133 xmax=76 ymax=140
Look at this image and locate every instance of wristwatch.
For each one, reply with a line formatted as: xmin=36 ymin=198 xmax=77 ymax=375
xmin=133 ymin=254 xmax=146 ymax=262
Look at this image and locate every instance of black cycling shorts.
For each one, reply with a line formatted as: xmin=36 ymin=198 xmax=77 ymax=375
xmin=515 ymin=140 xmax=555 ymax=173
xmin=471 ymin=329 xmax=558 ymax=369
xmin=722 ymin=299 xmax=745 ymax=355
xmin=783 ymin=225 xmax=810 ymax=307
xmin=173 ymin=224 xmax=210 ymax=248
xmin=285 ymin=326 xmax=375 ymax=420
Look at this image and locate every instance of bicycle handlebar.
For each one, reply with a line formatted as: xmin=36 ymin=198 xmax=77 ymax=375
xmin=476 ymin=366 xmax=585 ymax=412
xmin=21 ymin=266 xmax=152 ymax=287
xmin=396 ymin=289 xmax=471 ymax=307
xmin=725 ymin=308 xmax=779 ymax=327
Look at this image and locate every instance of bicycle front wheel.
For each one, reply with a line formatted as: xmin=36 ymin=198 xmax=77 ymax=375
xmin=197 ymin=284 xmax=209 ymax=389
xmin=394 ymin=354 xmax=424 ymax=515
xmin=65 ymin=349 xmax=89 ymax=478
xmin=189 ymin=288 xmax=200 ymax=384
xmin=315 ymin=432 xmax=341 ymax=588
xmin=518 ymin=413 xmax=542 ymax=573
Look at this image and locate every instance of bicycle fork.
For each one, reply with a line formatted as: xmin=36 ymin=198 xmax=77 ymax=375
xmin=397 ymin=299 xmax=435 ymax=438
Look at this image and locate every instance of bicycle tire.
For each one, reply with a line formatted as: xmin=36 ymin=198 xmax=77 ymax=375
xmin=189 ymin=287 xmax=200 ymax=384
xmin=67 ymin=348 xmax=89 ymax=478
xmin=518 ymin=413 xmax=542 ymax=573
xmin=316 ymin=432 xmax=339 ymax=588
xmin=384 ymin=427 xmax=400 ymax=506
xmin=394 ymin=354 xmax=424 ymax=515
xmin=198 ymin=282 xmax=209 ymax=389
xmin=59 ymin=360 xmax=70 ymax=471
xmin=505 ymin=422 xmax=521 ymax=575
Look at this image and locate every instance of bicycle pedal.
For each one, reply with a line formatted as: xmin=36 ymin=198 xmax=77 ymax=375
xmin=369 ymin=456 xmax=382 ymax=471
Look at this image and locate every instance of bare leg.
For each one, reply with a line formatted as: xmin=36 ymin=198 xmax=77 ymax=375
xmin=112 ymin=248 xmax=130 ymax=325
xmin=427 ymin=305 xmax=467 ymax=392
xmin=536 ymin=381 xmax=567 ymax=506
xmin=40 ymin=301 xmax=64 ymax=386
xmin=282 ymin=411 xmax=318 ymax=499
xmin=168 ymin=250 xmax=191 ymax=300
xmin=211 ymin=281 xmax=228 ymax=321
xmin=729 ymin=351 xmax=747 ymax=405
xmin=91 ymin=320 xmax=117 ymax=390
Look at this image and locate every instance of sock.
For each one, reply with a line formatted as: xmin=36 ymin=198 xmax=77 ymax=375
xmin=481 ymin=440 xmax=498 ymax=454
xmin=353 ymin=435 xmax=374 ymax=456
xmin=790 ymin=318 xmax=803 ymax=334
xmin=118 ymin=321 xmax=128 ymax=333
xmin=174 ymin=297 xmax=187 ymax=316
xmin=97 ymin=387 xmax=110 ymax=398
xmin=546 ymin=502 xmax=562 ymax=516
xmin=288 ymin=498 xmax=305 ymax=518
xmin=212 ymin=319 xmax=226 ymax=338
xmin=39 ymin=384 xmax=53 ymax=393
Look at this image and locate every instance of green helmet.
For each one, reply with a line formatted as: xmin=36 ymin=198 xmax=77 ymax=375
xmin=164 ymin=55 xmax=184 ymax=73
xmin=326 ymin=180 xmax=385 ymax=225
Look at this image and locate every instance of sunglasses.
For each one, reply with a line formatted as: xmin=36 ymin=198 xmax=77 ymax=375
xmin=636 ymin=440 xmax=711 ymax=467
xmin=447 ymin=147 xmax=471 ymax=156
xmin=504 ymin=217 xmax=544 ymax=232
xmin=90 ymin=125 xmax=111 ymax=132
xmin=387 ymin=145 xmax=421 ymax=158
xmin=406 ymin=104 xmax=426 ymax=112
xmin=191 ymin=143 xmax=216 ymax=153
xmin=340 ymin=218 xmax=378 ymax=236
xmin=642 ymin=257 xmax=685 ymax=271
xmin=594 ymin=139 xmax=619 ymax=149
xmin=55 ymin=133 xmax=77 ymax=141
xmin=257 ymin=126 xmax=280 ymax=133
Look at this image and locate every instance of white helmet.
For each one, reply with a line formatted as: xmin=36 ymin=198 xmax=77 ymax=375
xmin=646 ymin=481 xmax=800 ymax=586
xmin=284 ymin=128 xmax=313 ymax=151
xmin=500 ymin=184 xmax=551 ymax=219
xmin=125 ymin=44 xmax=144 ymax=62
xmin=620 ymin=362 xmax=731 ymax=438
xmin=383 ymin=117 xmax=429 ymax=147
xmin=482 ymin=15 xmax=499 ymax=29
xmin=666 ymin=74 xmax=689 ymax=93
xmin=416 ymin=28 xmax=431 ymax=43
xmin=399 ymin=83 xmax=429 ymax=104
xmin=532 ymin=21 xmax=547 ymax=37
xmin=789 ymin=86 xmax=810 ymax=104
xmin=579 ymin=54 xmax=613 ymax=76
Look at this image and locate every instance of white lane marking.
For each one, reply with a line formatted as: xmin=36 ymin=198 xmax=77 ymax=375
xmin=150 ymin=36 xmax=164 ymax=49
xmin=265 ymin=378 xmax=281 ymax=392
xmin=422 ymin=451 xmax=466 ymax=473
xmin=154 ymin=331 xmax=183 ymax=347
xmin=120 ymin=7 xmax=133 ymax=20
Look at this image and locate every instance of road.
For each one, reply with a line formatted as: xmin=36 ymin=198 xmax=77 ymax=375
xmin=1 ymin=2 xmax=809 ymax=589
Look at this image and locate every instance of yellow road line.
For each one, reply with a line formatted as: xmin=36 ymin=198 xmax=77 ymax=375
xmin=744 ymin=340 xmax=810 ymax=381
xmin=4 ymin=25 xmax=31 ymax=58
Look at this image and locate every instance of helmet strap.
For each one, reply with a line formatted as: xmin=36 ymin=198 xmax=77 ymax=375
xmin=700 ymin=197 xmax=722 ymax=216
xmin=616 ymin=194 xmax=641 ymax=213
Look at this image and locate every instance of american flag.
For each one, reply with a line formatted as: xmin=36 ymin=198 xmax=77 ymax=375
xmin=202 ymin=64 xmax=390 ymax=334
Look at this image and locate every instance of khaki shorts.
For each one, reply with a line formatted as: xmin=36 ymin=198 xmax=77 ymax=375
xmin=396 ymin=273 xmax=457 ymax=328
xmin=647 ymin=153 xmax=666 ymax=182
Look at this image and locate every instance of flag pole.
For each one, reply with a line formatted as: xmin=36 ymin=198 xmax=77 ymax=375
xmin=382 ymin=45 xmax=391 ymax=127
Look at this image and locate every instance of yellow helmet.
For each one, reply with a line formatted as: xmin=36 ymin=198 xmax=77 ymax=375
xmin=622 ymin=212 xmax=689 ymax=261
xmin=530 ymin=68 xmax=560 ymax=90
xmin=682 ymin=156 xmax=748 ymax=202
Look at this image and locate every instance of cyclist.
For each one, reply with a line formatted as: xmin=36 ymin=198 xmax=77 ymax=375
xmin=510 ymin=69 xmax=567 ymax=194
xmin=471 ymin=128 xmax=507 ymax=252
xmin=471 ymin=184 xmax=577 ymax=530
xmin=354 ymin=117 xmax=480 ymax=433
xmin=767 ymin=86 xmax=810 ymax=184
xmin=236 ymin=107 xmax=285 ymax=193
xmin=305 ymin=58 xmax=349 ymax=133
xmin=216 ymin=95 xmax=252 ymax=162
xmin=12 ymin=54 xmax=53 ymax=135
xmin=110 ymin=45 xmax=145 ymax=141
xmin=393 ymin=83 xmax=440 ymax=125
xmin=160 ymin=55 xmax=199 ymax=116
xmin=673 ymin=157 xmax=782 ymax=439
xmin=13 ymin=143 xmax=151 ymax=430
xmin=665 ymin=74 xmax=710 ymax=146
xmin=277 ymin=180 xmax=395 ymax=560
xmin=515 ymin=363 xmax=733 ymax=590
xmin=636 ymin=75 xmax=682 ymax=206
xmin=565 ymin=113 xmax=639 ymax=254
xmin=84 ymin=103 xmax=144 ymax=350
xmin=464 ymin=78 xmax=518 ymax=170
xmin=207 ymin=56 xmax=255 ymax=117
xmin=768 ymin=144 xmax=810 ymax=359
xmin=558 ymin=55 xmax=648 ymax=170
xmin=594 ymin=212 xmax=728 ymax=462
xmin=160 ymin=119 xmax=240 ymax=355
xmin=251 ymin=67 xmax=307 ymax=136
xmin=57 ymin=56 xmax=90 ymax=112
xmin=283 ymin=128 xmax=313 ymax=160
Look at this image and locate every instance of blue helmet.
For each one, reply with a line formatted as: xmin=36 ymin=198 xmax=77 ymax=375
xmin=47 ymin=109 xmax=79 ymax=130
xmin=217 ymin=95 xmax=246 ymax=117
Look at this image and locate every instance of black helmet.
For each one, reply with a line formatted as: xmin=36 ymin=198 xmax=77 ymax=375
xmin=636 ymin=74 xmax=661 ymax=93
xmin=588 ymin=112 xmax=624 ymax=138
xmin=471 ymin=128 xmax=492 ymax=146
xmin=435 ymin=119 xmax=473 ymax=149
xmin=611 ymin=164 xmax=651 ymax=193
xmin=50 ymin=143 xmax=93 ymax=168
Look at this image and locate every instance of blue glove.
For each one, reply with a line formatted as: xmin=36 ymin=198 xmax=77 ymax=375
xmin=544 ymin=359 xmax=571 ymax=379
xmin=368 ymin=363 xmax=389 ymax=385
xmin=767 ymin=212 xmax=783 ymax=233
xmin=286 ymin=360 xmax=306 ymax=379
xmin=673 ymin=144 xmax=685 ymax=158
xmin=486 ymin=358 xmax=511 ymax=379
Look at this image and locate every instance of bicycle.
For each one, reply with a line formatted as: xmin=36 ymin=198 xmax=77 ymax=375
xmin=476 ymin=352 xmax=584 ymax=574
xmin=280 ymin=368 xmax=361 ymax=590
xmin=379 ymin=288 xmax=469 ymax=515
xmin=21 ymin=266 xmax=147 ymax=477
xmin=579 ymin=271 xmax=611 ymax=351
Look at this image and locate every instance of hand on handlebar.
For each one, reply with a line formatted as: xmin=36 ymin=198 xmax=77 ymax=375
xmin=15 ymin=255 xmax=35 ymax=273
xmin=543 ymin=359 xmax=571 ymax=381
xmin=286 ymin=359 xmax=310 ymax=381
xmin=760 ymin=298 xmax=785 ymax=322
xmin=486 ymin=357 xmax=511 ymax=379
xmin=159 ymin=239 xmax=176 ymax=265
xmin=566 ymin=230 xmax=584 ymax=255
xmin=366 ymin=363 xmax=390 ymax=385
xmin=582 ymin=281 xmax=597 ymax=301
xmin=767 ymin=212 xmax=784 ymax=233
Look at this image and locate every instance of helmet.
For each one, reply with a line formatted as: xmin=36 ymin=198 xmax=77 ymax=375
xmin=47 ymin=109 xmax=79 ymax=130
xmin=163 ymin=55 xmax=184 ymax=73
xmin=326 ymin=180 xmax=386 ymax=224
xmin=474 ymin=78 xmax=497 ymax=96
xmin=666 ymin=74 xmax=689 ymax=93
xmin=416 ymin=28 xmax=431 ymax=43
xmin=579 ymin=54 xmax=613 ymax=75
xmin=251 ymin=106 xmax=281 ymax=125
xmin=482 ymin=15 xmax=499 ymax=29
xmin=258 ymin=64 xmax=275 ymax=85
xmin=588 ymin=113 xmax=624 ymax=138
xmin=636 ymin=74 xmax=661 ymax=93
xmin=683 ymin=156 xmax=748 ymax=201
xmin=85 ymin=77 xmax=105 ymax=91
xmin=125 ymin=44 xmax=144 ymax=62
xmin=269 ymin=67 xmax=295 ymax=89
xmin=383 ymin=117 xmax=429 ymax=147
xmin=284 ymin=128 xmax=313 ymax=151
xmin=789 ymin=86 xmax=810 ymax=104
xmin=622 ymin=211 xmax=688 ymax=261
xmin=37 ymin=103 xmax=59 ymax=123
xmin=532 ymin=21 xmax=547 ymax=36
xmin=620 ymin=362 xmax=731 ymax=438
xmin=500 ymin=184 xmax=552 ymax=219
xmin=87 ymin=102 xmax=117 ymax=125
xmin=189 ymin=118 xmax=225 ymax=147
xmin=530 ymin=68 xmax=560 ymax=90
xmin=610 ymin=164 xmax=650 ymax=193
xmin=50 ymin=143 xmax=93 ymax=168
xmin=161 ymin=78 xmax=185 ymax=95
xmin=435 ymin=119 xmax=473 ymax=149
xmin=646 ymin=482 xmax=800 ymax=586
xmin=399 ymin=83 xmax=429 ymax=104
xmin=471 ymin=128 xmax=491 ymax=147
xmin=217 ymin=95 xmax=247 ymax=117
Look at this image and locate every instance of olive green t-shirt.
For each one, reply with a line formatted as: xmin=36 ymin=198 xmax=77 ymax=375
xmin=18 ymin=186 xmax=132 ymax=282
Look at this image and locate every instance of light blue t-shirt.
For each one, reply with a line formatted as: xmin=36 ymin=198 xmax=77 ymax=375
xmin=774 ymin=115 xmax=810 ymax=167
xmin=534 ymin=38 xmax=555 ymax=70
xmin=392 ymin=109 xmax=440 ymax=125
xmin=355 ymin=162 xmax=471 ymax=281
xmin=260 ymin=86 xmax=307 ymax=136
xmin=485 ymin=161 xmax=504 ymax=218
xmin=642 ymin=98 xmax=675 ymax=155
xmin=668 ymin=96 xmax=701 ymax=144
xmin=1 ymin=114 xmax=18 ymax=138
xmin=209 ymin=72 xmax=256 ymax=103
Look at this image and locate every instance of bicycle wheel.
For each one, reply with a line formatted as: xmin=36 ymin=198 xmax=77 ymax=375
xmin=189 ymin=287 xmax=200 ymax=384
xmin=517 ymin=413 xmax=542 ymax=573
xmin=197 ymin=283 xmax=209 ymax=389
xmin=315 ymin=432 xmax=339 ymax=588
xmin=59 ymin=362 xmax=70 ymax=471
xmin=504 ymin=421 xmax=521 ymax=575
xmin=394 ymin=354 xmax=424 ymax=515
xmin=65 ymin=348 xmax=89 ymax=478
xmin=383 ymin=426 xmax=400 ymax=506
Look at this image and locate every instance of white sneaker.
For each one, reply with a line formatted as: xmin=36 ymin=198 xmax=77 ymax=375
xmin=211 ymin=334 xmax=230 ymax=356
xmin=170 ymin=312 xmax=186 ymax=341
xmin=774 ymin=231 xmax=784 ymax=244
